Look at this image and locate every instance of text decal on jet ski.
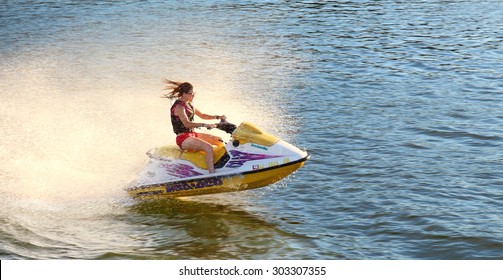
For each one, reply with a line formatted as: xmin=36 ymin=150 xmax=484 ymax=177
xmin=225 ymin=150 xmax=281 ymax=168
xmin=251 ymin=143 xmax=268 ymax=150
xmin=165 ymin=177 xmax=223 ymax=193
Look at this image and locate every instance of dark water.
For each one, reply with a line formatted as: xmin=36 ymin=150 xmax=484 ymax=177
xmin=1 ymin=0 xmax=503 ymax=260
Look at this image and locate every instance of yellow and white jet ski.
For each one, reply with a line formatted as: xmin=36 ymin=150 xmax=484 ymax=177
xmin=125 ymin=120 xmax=309 ymax=199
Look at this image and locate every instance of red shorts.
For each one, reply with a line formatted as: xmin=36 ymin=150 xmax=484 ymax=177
xmin=176 ymin=132 xmax=199 ymax=149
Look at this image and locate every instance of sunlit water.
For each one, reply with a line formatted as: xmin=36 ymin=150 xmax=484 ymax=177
xmin=1 ymin=0 xmax=503 ymax=259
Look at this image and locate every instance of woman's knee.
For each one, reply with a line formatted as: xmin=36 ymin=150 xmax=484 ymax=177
xmin=202 ymin=144 xmax=213 ymax=154
xmin=182 ymin=137 xmax=213 ymax=153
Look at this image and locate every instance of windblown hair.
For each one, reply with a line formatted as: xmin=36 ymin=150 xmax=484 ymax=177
xmin=162 ymin=78 xmax=193 ymax=99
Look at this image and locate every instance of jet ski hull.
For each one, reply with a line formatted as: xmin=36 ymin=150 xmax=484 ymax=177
xmin=126 ymin=155 xmax=308 ymax=199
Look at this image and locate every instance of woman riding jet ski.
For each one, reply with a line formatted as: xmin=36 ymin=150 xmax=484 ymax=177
xmin=125 ymin=80 xmax=309 ymax=199
xmin=163 ymin=79 xmax=226 ymax=174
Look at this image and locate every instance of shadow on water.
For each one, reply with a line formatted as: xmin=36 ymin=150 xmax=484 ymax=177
xmin=115 ymin=198 xmax=314 ymax=260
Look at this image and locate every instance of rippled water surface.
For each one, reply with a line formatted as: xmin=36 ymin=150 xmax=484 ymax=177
xmin=1 ymin=0 xmax=503 ymax=259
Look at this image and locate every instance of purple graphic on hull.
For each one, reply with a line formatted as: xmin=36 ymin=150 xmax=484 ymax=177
xmin=225 ymin=150 xmax=281 ymax=168
xmin=162 ymin=163 xmax=203 ymax=178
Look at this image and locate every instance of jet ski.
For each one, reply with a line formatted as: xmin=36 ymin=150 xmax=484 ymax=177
xmin=125 ymin=120 xmax=309 ymax=199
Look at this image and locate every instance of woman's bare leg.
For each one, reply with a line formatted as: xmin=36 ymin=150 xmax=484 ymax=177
xmin=198 ymin=133 xmax=224 ymax=147
xmin=181 ymin=137 xmax=215 ymax=173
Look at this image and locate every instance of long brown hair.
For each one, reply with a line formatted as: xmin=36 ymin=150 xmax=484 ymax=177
xmin=162 ymin=78 xmax=193 ymax=99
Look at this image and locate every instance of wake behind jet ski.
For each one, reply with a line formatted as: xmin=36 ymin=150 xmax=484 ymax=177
xmin=125 ymin=120 xmax=309 ymax=199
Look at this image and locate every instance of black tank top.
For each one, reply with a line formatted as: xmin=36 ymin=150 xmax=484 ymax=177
xmin=170 ymin=100 xmax=194 ymax=135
